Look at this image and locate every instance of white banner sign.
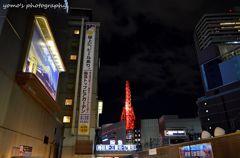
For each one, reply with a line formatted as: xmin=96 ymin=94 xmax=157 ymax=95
xmin=149 ymin=148 xmax=157 ymax=155
xmin=78 ymin=24 xmax=96 ymax=135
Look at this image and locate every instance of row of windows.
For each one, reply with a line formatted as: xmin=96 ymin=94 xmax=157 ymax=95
xmin=62 ymin=29 xmax=79 ymax=124
xmin=135 ymin=134 xmax=141 ymax=137
xmin=63 ymin=99 xmax=73 ymax=123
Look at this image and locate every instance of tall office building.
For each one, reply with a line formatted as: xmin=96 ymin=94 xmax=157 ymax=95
xmin=194 ymin=12 xmax=240 ymax=135
xmin=59 ymin=8 xmax=100 ymax=158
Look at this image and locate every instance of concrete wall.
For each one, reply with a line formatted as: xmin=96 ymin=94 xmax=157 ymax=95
xmin=141 ymin=119 xmax=160 ymax=150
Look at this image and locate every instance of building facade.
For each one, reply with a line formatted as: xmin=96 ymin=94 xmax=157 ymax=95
xmin=0 ymin=0 xmax=68 ymax=157
xmin=159 ymin=115 xmax=201 ymax=145
xmin=59 ymin=8 xmax=100 ymax=158
xmin=194 ymin=12 xmax=240 ymax=135
xmin=97 ymin=121 xmax=126 ymax=145
xmin=95 ymin=121 xmax=137 ymax=157
xmin=140 ymin=119 xmax=161 ymax=150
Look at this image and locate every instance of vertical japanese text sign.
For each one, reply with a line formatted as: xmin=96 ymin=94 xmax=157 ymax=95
xmin=78 ymin=24 xmax=96 ymax=135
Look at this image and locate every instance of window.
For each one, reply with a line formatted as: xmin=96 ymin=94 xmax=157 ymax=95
xmin=65 ymin=99 xmax=73 ymax=106
xmin=70 ymin=55 xmax=77 ymax=60
xmin=74 ymin=29 xmax=80 ymax=35
xmin=63 ymin=116 xmax=71 ymax=123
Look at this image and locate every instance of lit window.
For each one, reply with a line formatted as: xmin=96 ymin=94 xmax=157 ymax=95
xmin=63 ymin=116 xmax=71 ymax=123
xmin=206 ymin=110 xmax=209 ymax=113
xmin=74 ymin=29 xmax=80 ymax=35
xmin=65 ymin=99 xmax=73 ymax=106
xmin=70 ymin=55 xmax=77 ymax=60
xmin=138 ymin=134 xmax=140 ymax=137
xmin=138 ymin=139 xmax=140 ymax=141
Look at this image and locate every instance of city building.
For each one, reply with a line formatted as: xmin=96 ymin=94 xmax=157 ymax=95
xmin=194 ymin=12 xmax=240 ymax=135
xmin=97 ymin=121 xmax=126 ymax=145
xmin=58 ymin=8 xmax=101 ymax=158
xmin=140 ymin=119 xmax=161 ymax=150
xmin=140 ymin=116 xmax=201 ymax=150
xmin=159 ymin=115 xmax=202 ymax=145
xmin=95 ymin=121 xmax=137 ymax=157
xmin=0 ymin=0 xmax=68 ymax=157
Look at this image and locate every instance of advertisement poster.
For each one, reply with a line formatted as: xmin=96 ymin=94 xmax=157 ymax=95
xmin=23 ymin=20 xmax=59 ymax=100
xmin=78 ymin=24 xmax=96 ymax=135
xmin=179 ymin=143 xmax=214 ymax=158
xmin=11 ymin=145 xmax=32 ymax=157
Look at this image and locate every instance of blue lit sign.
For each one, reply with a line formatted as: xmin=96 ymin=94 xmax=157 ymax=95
xmin=96 ymin=144 xmax=137 ymax=152
xmin=179 ymin=143 xmax=214 ymax=158
xmin=23 ymin=22 xmax=59 ymax=100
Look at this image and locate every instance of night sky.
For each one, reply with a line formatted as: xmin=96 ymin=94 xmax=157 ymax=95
xmin=71 ymin=0 xmax=240 ymax=125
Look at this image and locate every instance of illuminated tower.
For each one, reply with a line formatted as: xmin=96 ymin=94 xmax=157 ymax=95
xmin=121 ymin=80 xmax=136 ymax=131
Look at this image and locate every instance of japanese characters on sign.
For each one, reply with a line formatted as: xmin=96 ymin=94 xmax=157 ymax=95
xmin=96 ymin=144 xmax=137 ymax=152
xmin=78 ymin=24 xmax=96 ymax=135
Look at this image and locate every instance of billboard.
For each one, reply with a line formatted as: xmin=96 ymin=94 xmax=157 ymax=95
xmin=78 ymin=24 xmax=96 ymax=135
xmin=22 ymin=18 xmax=60 ymax=100
xmin=179 ymin=143 xmax=214 ymax=158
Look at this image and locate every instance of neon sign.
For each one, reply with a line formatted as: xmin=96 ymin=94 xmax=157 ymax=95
xmin=96 ymin=144 xmax=137 ymax=152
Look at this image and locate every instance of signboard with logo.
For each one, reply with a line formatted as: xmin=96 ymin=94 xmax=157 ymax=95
xmin=179 ymin=143 xmax=214 ymax=158
xmin=78 ymin=24 xmax=96 ymax=135
xmin=164 ymin=129 xmax=186 ymax=136
xmin=149 ymin=148 xmax=157 ymax=155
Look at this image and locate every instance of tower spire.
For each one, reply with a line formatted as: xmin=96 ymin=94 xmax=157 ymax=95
xmin=121 ymin=80 xmax=136 ymax=130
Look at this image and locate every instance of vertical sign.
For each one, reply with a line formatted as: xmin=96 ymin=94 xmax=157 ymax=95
xmin=78 ymin=24 xmax=96 ymax=135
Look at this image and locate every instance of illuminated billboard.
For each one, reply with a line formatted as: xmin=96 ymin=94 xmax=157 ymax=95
xmin=96 ymin=144 xmax=137 ymax=152
xmin=179 ymin=143 xmax=214 ymax=158
xmin=164 ymin=129 xmax=186 ymax=136
xmin=22 ymin=16 xmax=65 ymax=100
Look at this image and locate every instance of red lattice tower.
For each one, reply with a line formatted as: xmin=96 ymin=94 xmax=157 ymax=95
xmin=121 ymin=80 xmax=136 ymax=130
